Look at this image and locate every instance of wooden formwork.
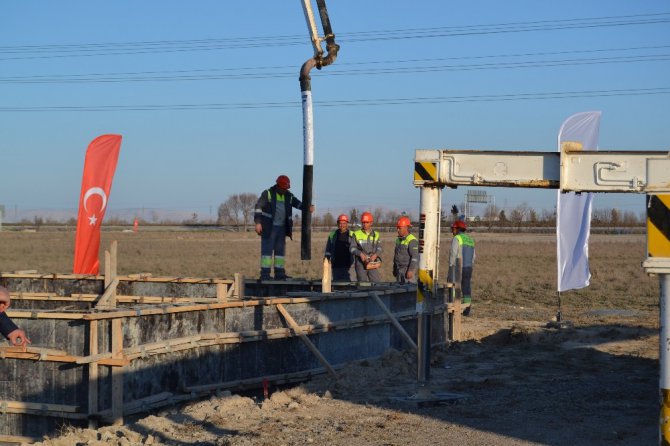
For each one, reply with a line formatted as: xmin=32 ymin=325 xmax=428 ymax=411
xmin=0 ymin=246 xmax=446 ymax=443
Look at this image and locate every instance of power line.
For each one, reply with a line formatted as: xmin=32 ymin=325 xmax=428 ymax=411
xmin=1 ymin=12 xmax=668 ymax=61
xmin=1 ymin=87 xmax=667 ymax=112
xmin=2 ymin=46 xmax=669 ymax=84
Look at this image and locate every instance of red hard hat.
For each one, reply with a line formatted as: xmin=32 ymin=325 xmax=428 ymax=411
xmin=361 ymin=212 xmax=373 ymax=223
xmin=396 ymin=216 xmax=411 ymax=228
xmin=451 ymin=220 xmax=467 ymax=230
xmin=276 ymin=175 xmax=290 ymax=189
xmin=337 ymin=214 xmax=349 ymax=223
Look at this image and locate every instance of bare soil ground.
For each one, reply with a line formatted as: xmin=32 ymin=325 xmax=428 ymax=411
xmin=1 ymin=230 xmax=658 ymax=445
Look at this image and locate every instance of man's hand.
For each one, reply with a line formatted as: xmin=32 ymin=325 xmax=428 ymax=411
xmin=360 ymin=254 xmax=368 ymax=264
xmin=406 ymin=270 xmax=414 ymax=280
xmin=309 ymin=205 xmax=315 ymax=213
xmin=7 ymin=329 xmax=30 ymax=347
xmin=255 ymin=223 xmax=262 ymax=236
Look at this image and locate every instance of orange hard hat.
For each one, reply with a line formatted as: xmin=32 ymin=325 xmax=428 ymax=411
xmin=276 ymin=175 xmax=290 ymax=189
xmin=337 ymin=214 xmax=349 ymax=223
xmin=451 ymin=220 xmax=467 ymax=230
xmin=396 ymin=216 xmax=411 ymax=228
xmin=361 ymin=212 xmax=373 ymax=223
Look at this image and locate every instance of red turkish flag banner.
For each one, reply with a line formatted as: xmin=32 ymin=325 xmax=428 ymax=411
xmin=73 ymin=135 xmax=122 ymax=274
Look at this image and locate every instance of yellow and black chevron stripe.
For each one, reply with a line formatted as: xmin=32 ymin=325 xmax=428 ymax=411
xmin=647 ymin=194 xmax=670 ymax=257
xmin=414 ymin=161 xmax=437 ymax=183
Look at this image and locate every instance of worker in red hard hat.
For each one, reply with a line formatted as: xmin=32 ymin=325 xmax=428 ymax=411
xmin=254 ymin=175 xmax=314 ymax=280
xmin=324 ymin=214 xmax=354 ymax=281
xmin=449 ymin=219 xmax=475 ymax=316
xmin=349 ymin=211 xmax=382 ymax=282
xmin=393 ymin=216 xmax=418 ymax=284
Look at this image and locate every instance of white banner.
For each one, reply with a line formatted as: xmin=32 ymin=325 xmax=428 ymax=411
xmin=556 ymin=111 xmax=601 ymax=292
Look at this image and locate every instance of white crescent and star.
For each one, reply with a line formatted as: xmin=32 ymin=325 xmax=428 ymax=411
xmin=83 ymin=187 xmax=108 ymax=226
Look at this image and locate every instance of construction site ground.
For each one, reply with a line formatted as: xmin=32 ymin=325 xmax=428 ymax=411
xmin=2 ymin=231 xmax=656 ymax=446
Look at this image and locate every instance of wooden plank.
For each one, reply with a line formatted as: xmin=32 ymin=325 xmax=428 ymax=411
xmin=1 ymin=400 xmax=81 ymax=413
xmin=216 ymin=283 xmax=227 ymax=302
xmin=185 ymin=366 xmax=339 ymax=394
xmin=111 ymin=317 xmax=124 ymax=425
xmin=276 ymin=303 xmax=337 ymax=378
xmin=234 ymin=273 xmax=244 ymax=299
xmin=322 ymin=258 xmax=332 ymax=293
xmin=94 ymin=278 xmax=120 ymax=309
xmin=0 ymin=346 xmax=67 ymax=356
xmin=370 ymin=292 xmax=417 ymax=351
xmin=88 ymin=320 xmax=99 ymax=428
xmin=0 ymin=434 xmax=42 ymax=444
xmin=110 ymin=240 xmax=118 ymax=307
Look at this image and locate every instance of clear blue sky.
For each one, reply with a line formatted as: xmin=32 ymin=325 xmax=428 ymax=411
xmin=1 ymin=1 xmax=668 ymax=222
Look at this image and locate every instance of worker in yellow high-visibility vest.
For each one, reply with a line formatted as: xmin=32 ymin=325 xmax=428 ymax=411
xmin=448 ymin=220 xmax=476 ymax=316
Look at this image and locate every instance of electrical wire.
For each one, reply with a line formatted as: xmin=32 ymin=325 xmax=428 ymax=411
xmin=1 ymin=87 xmax=668 ymax=112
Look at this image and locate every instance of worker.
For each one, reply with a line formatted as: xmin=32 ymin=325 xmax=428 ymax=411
xmin=350 ymin=211 xmax=382 ymax=282
xmin=0 ymin=286 xmax=31 ymax=347
xmin=254 ymin=175 xmax=314 ymax=280
xmin=448 ymin=220 xmax=475 ymax=316
xmin=324 ymin=214 xmax=354 ymax=281
xmin=393 ymin=216 xmax=418 ymax=284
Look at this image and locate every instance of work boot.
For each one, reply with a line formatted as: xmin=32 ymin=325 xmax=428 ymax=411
xmin=274 ymin=270 xmax=290 ymax=281
xmin=462 ymin=306 xmax=471 ymax=317
xmin=259 ymin=268 xmax=272 ymax=281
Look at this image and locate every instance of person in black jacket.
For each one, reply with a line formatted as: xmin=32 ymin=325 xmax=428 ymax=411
xmin=254 ymin=175 xmax=314 ymax=280
xmin=0 ymin=286 xmax=30 ymax=347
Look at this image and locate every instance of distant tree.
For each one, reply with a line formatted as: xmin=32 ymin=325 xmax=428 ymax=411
xmin=622 ymin=211 xmax=638 ymax=227
xmin=592 ymin=208 xmax=609 ymax=226
xmin=349 ymin=208 xmax=360 ymax=225
xmin=509 ymin=203 xmax=529 ymax=231
xmin=372 ymin=207 xmax=384 ymax=225
xmin=218 ymin=193 xmax=256 ymax=230
xmin=384 ymin=210 xmax=400 ymax=225
xmin=498 ymin=210 xmax=508 ymax=224
xmin=540 ymin=208 xmax=556 ymax=226
xmin=529 ymin=208 xmax=538 ymax=225
xmin=483 ymin=204 xmax=498 ymax=230
xmin=33 ymin=215 xmax=43 ymax=231
xmin=610 ymin=208 xmax=620 ymax=226
xmin=322 ymin=212 xmax=335 ymax=227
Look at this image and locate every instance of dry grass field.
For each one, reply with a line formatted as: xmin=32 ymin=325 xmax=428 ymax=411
xmin=1 ymin=229 xmax=661 ymax=445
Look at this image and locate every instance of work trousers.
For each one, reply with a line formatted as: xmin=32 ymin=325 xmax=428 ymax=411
xmin=353 ymin=259 xmax=381 ymax=283
xmin=260 ymin=225 xmax=286 ymax=279
xmin=332 ymin=267 xmax=351 ymax=281
xmin=461 ymin=266 xmax=473 ymax=299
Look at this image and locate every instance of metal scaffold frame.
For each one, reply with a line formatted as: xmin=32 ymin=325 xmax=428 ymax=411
xmin=413 ymin=143 xmax=670 ymax=442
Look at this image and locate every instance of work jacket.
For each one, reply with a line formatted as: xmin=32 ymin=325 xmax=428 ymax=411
xmin=393 ymin=233 xmax=419 ymax=276
xmin=0 ymin=312 xmax=18 ymax=339
xmin=449 ymin=232 xmax=475 ymax=268
xmin=254 ymin=186 xmax=306 ymax=239
xmin=350 ymin=229 xmax=382 ymax=259
xmin=325 ymin=230 xmax=354 ymax=268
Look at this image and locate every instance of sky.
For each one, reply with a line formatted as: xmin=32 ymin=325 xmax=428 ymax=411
xmin=1 ymin=1 xmax=669 ymax=222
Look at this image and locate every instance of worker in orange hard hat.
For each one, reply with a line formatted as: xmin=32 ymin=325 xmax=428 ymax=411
xmin=393 ymin=216 xmax=418 ymax=284
xmin=324 ymin=213 xmax=354 ymax=281
xmin=254 ymin=175 xmax=314 ymax=280
xmin=349 ymin=211 xmax=382 ymax=282
xmin=448 ymin=219 xmax=475 ymax=316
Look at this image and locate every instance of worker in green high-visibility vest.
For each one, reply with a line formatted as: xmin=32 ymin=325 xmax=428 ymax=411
xmin=448 ymin=220 xmax=476 ymax=316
